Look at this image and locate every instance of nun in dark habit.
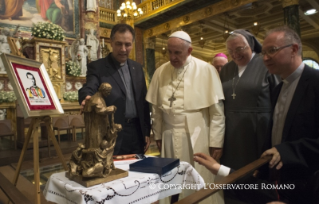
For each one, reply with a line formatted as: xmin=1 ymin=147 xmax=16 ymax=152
xmin=219 ymin=29 xmax=279 ymax=203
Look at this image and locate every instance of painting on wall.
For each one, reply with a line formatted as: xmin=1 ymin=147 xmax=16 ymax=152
xmin=0 ymin=0 xmax=79 ymax=38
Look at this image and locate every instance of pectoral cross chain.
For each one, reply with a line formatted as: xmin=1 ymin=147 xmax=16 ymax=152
xmin=168 ymin=94 xmax=176 ymax=107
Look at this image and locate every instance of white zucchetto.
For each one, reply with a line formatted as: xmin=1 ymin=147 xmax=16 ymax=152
xmin=169 ymin=31 xmax=192 ymax=43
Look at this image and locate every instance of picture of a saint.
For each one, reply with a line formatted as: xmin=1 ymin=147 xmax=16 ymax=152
xmin=16 ymin=67 xmax=51 ymax=106
xmin=25 ymin=72 xmax=46 ymax=99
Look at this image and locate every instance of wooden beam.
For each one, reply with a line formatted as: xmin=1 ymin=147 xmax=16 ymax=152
xmin=307 ymin=0 xmax=319 ymax=11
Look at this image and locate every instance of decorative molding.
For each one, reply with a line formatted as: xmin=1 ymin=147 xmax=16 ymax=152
xmin=183 ymin=16 xmax=190 ymax=23
xmin=280 ymin=0 xmax=299 ymax=8
xmin=143 ymin=0 xmax=257 ymax=39
xmin=148 ymin=29 xmax=153 ymax=37
xmin=164 ymin=23 xmax=170 ymax=30
xmin=205 ymin=7 xmax=213 ymax=16
xmin=99 ymin=27 xmax=111 ymax=38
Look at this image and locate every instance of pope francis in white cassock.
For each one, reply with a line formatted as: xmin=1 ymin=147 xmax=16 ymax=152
xmin=146 ymin=31 xmax=225 ymax=204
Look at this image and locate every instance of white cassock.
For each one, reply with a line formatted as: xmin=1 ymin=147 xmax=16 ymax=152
xmin=146 ymin=55 xmax=225 ymax=204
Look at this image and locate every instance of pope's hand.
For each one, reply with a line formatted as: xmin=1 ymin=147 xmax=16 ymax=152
xmin=156 ymin=140 xmax=162 ymax=153
xmin=209 ymin=147 xmax=223 ymax=160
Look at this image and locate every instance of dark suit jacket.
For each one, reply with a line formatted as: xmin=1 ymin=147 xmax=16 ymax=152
xmin=78 ymin=53 xmax=151 ymax=154
xmin=230 ymin=65 xmax=319 ymax=204
xmin=259 ymin=64 xmax=319 ymax=203
xmin=270 ymin=65 xmax=319 ymax=182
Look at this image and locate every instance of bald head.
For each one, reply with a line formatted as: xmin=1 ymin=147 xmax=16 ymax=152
xmin=212 ymin=55 xmax=228 ymax=73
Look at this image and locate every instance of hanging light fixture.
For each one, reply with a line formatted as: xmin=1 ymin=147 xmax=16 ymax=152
xmin=161 ymin=38 xmax=167 ymax=57
xmin=117 ymin=1 xmax=143 ymax=20
xmin=251 ymin=21 xmax=260 ymax=36
xmin=223 ymin=13 xmax=231 ymax=41
xmin=198 ymin=23 xmax=206 ymax=49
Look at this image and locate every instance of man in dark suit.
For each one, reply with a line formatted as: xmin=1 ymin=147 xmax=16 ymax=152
xmin=194 ymin=26 xmax=319 ymax=204
xmin=79 ymin=24 xmax=151 ymax=156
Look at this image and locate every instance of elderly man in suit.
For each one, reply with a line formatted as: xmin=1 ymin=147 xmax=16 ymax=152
xmin=194 ymin=26 xmax=319 ymax=204
xmin=79 ymin=24 xmax=151 ymax=156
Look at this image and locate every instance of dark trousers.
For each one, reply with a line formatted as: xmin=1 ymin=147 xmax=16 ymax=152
xmin=113 ymin=119 xmax=144 ymax=155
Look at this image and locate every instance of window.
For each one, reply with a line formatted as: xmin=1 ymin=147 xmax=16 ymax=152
xmin=303 ymin=58 xmax=319 ymax=70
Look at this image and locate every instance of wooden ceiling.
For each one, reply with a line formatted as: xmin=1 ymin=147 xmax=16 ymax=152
xmin=149 ymin=0 xmax=319 ymax=62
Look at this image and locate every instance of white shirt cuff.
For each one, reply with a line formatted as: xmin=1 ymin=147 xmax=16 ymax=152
xmin=217 ymin=165 xmax=231 ymax=177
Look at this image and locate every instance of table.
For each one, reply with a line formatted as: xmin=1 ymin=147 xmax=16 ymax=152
xmin=43 ymin=161 xmax=205 ymax=204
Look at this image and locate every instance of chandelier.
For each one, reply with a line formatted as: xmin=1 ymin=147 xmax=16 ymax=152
xmin=117 ymin=1 xmax=143 ymax=20
xmin=251 ymin=22 xmax=260 ymax=36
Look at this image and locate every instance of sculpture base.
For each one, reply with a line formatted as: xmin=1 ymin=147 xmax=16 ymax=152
xmin=65 ymin=168 xmax=128 ymax=187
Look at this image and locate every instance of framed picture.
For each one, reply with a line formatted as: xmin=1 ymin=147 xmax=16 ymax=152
xmin=0 ymin=53 xmax=64 ymax=118
xmin=7 ymin=37 xmax=24 ymax=58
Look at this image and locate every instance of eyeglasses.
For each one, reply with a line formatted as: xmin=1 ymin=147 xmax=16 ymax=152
xmin=227 ymin=45 xmax=248 ymax=55
xmin=261 ymin=44 xmax=293 ymax=57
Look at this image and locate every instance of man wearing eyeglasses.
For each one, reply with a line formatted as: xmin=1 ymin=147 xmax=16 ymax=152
xmin=260 ymin=26 xmax=319 ymax=203
xmin=219 ymin=29 xmax=279 ymax=203
xmin=194 ymin=26 xmax=319 ymax=204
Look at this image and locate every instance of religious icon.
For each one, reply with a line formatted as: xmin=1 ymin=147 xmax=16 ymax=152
xmin=74 ymin=81 xmax=82 ymax=90
xmin=7 ymin=81 xmax=13 ymax=91
xmin=66 ymin=81 xmax=72 ymax=91
xmin=0 ymin=80 xmax=3 ymax=90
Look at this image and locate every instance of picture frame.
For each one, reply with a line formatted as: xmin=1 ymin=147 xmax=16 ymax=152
xmin=7 ymin=37 xmax=24 ymax=58
xmin=0 ymin=53 xmax=64 ymax=118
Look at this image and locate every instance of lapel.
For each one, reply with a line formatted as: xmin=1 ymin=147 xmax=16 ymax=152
xmin=104 ymin=53 xmax=126 ymax=95
xmin=281 ymin=65 xmax=312 ymax=142
xmin=127 ymin=59 xmax=138 ymax=96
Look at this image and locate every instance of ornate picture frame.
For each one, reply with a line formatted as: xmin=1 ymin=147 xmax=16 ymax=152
xmin=7 ymin=37 xmax=24 ymax=58
xmin=0 ymin=53 xmax=64 ymax=118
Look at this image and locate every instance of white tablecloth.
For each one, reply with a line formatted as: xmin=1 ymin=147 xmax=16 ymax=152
xmin=43 ymin=161 xmax=205 ymax=204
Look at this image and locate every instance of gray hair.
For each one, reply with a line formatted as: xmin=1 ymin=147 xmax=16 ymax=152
xmin=183 ymin=40 xmax=192 ymax=49
xmin=265 ymin=26 xmax=302 ymax=55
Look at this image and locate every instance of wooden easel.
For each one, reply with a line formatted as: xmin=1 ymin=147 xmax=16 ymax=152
xmin=11 ymin=116 xmax=68 ymax=204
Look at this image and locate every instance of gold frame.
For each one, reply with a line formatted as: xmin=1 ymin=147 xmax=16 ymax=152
xmin=0 ymin=53 xmax=64 ymax=118
xmin=7 ymin=37 xmax=24 ymax=58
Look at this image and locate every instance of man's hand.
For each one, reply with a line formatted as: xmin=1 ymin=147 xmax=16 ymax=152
xmin=156 ymin=140 xmax=162 ymax=153
xmin=80 ymin=95 xmax=91 ymax=114
xmin=209 ymin=147 xmax=223 ymax=160
xmin=193 ymin=153 xmax=221 ymax=175
xmin=144 ymin=136 xmax=151 ymax=153
xmin=261 ymin=147 xmax=283 ymax=170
